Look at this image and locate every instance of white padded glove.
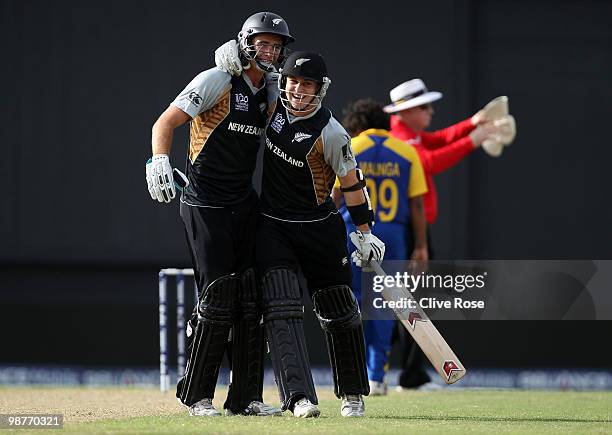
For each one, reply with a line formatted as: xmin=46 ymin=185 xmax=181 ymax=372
xmin=349 ymin=230 xmax=385 ymax=269
xmin=214 ymin=40 xmax=242 ymax=76
xmin=472 ymin=96 xmax=509 ymax=125
xmin=146 ymin=154 xmax=176 ymax=203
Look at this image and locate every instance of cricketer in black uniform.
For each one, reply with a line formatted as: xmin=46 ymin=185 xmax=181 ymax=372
xmin=175 ymin=67 xmax=267 ymax=412
xmin=257 ymin=51 xmax=385 ymax=418
xmin=148 ymin=12 xmax=293 ymax=417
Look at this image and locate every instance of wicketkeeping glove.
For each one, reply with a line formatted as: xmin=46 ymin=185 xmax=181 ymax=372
xmin=146 ymin=154 xmax=176 ymax=203
xmin=214 ymin=39 xmax=242 ymax=76
xmin=349 ymin=230 xmax=385 ymax=270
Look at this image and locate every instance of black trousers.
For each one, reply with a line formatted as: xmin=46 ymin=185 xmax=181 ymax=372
xmin=178 ymin=192 xmax=260 ymax=405
xmin=180 ymin=192 xmax=259 ymax=296
xmin=257 ymin=212 xmax=360 ymax=409
xmin=256 ymin=212 xmax=352 ymax=291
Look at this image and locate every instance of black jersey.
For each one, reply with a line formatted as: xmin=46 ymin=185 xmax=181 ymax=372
xmin=261 ymin=101 xmax=357 ymax=221
xmin=172 ymin=68 xmax=273 ymax=206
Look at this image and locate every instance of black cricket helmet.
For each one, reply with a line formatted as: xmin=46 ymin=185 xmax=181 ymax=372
xmin=279 ymin=51 xmax=332 ymax=113
xmin=238 ymin=12 xmax=294 ymax=72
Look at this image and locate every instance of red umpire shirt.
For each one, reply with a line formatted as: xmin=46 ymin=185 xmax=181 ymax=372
xmin=389 ymin=116 xmax=476 ymax=224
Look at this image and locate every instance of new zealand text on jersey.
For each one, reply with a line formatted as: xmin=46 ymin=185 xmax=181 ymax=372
xmin=360 ymin=161 xmax=401 ymax=177
xmin=266 ymin=138 xmax=304 ymax=168
xmin=227 ymin=122 xmax=263 ymax=136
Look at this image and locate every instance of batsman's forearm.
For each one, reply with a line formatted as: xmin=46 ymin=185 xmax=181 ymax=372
xmin=343 ymin=189 xmax=365 ymax=207
xmin=331 ymin=187 xmax=343 ymax=209
xmin=344 ymin=190 xmax=371 ymax=232
xmin=151 ymin=121 xmax=174 ymax=155
xmin=411 ymin=196 xmax=427 ymax=249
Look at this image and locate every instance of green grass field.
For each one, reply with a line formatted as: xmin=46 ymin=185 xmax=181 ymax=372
xmin=2 ymin=387 xmax=611 ymax=434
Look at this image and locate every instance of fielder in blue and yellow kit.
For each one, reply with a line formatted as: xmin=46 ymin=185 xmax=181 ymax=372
xmin=334 ymin=99 xmax=428 ymax=394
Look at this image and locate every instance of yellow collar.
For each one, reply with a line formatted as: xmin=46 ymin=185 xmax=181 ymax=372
xmin=358 ymin=128 xmax=390 ymax=137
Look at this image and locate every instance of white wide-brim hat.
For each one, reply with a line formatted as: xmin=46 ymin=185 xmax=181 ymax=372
xmin=383 ymin=79 xmax=443 ymax=113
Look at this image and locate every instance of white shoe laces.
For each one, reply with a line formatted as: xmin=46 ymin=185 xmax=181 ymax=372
xmin=296 ymin=398 xmax=311 ymax=407
xmin=249 ymin=401 xmax=275 ymax=412
xmin=189 ymin=397 xmax=220 ymax=416
xmin=343 ymin=394 xmax=362 ymax=408
xmin=195 ymin=398 xmax=214 ymax=408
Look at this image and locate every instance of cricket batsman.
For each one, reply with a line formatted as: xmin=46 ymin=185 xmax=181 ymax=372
xmin=146 ymin=12 xmax=293 ymax=416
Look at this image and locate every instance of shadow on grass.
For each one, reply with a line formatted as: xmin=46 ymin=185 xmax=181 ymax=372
xmin=166 ymin=414 xmax=612 ymax=424
xmin=368 ymin=415 xmax=612 ymax=424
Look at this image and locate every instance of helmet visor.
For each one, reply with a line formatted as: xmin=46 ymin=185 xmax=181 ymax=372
xmin=279 ymin=76 xmax=330 ymax=114
xmin=242 ymin=40 xmax=291 ymax=72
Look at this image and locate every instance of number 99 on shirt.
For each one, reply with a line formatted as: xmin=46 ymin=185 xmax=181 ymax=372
xmin=366 ymin=178 xmax=398 ymax=222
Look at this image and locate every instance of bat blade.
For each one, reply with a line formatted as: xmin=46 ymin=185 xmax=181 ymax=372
xmin=370 ymin=261 xmax=466 ymax=384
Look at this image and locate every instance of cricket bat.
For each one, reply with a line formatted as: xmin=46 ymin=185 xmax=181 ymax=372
xmin=358 ymin=253 xmax=466 ymax=384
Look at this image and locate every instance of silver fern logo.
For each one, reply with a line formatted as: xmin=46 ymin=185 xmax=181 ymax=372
xmin=292 ymin=132 xmax=312 ymax=143
xmin=295 ymin=58 xmax=310 ymax=67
